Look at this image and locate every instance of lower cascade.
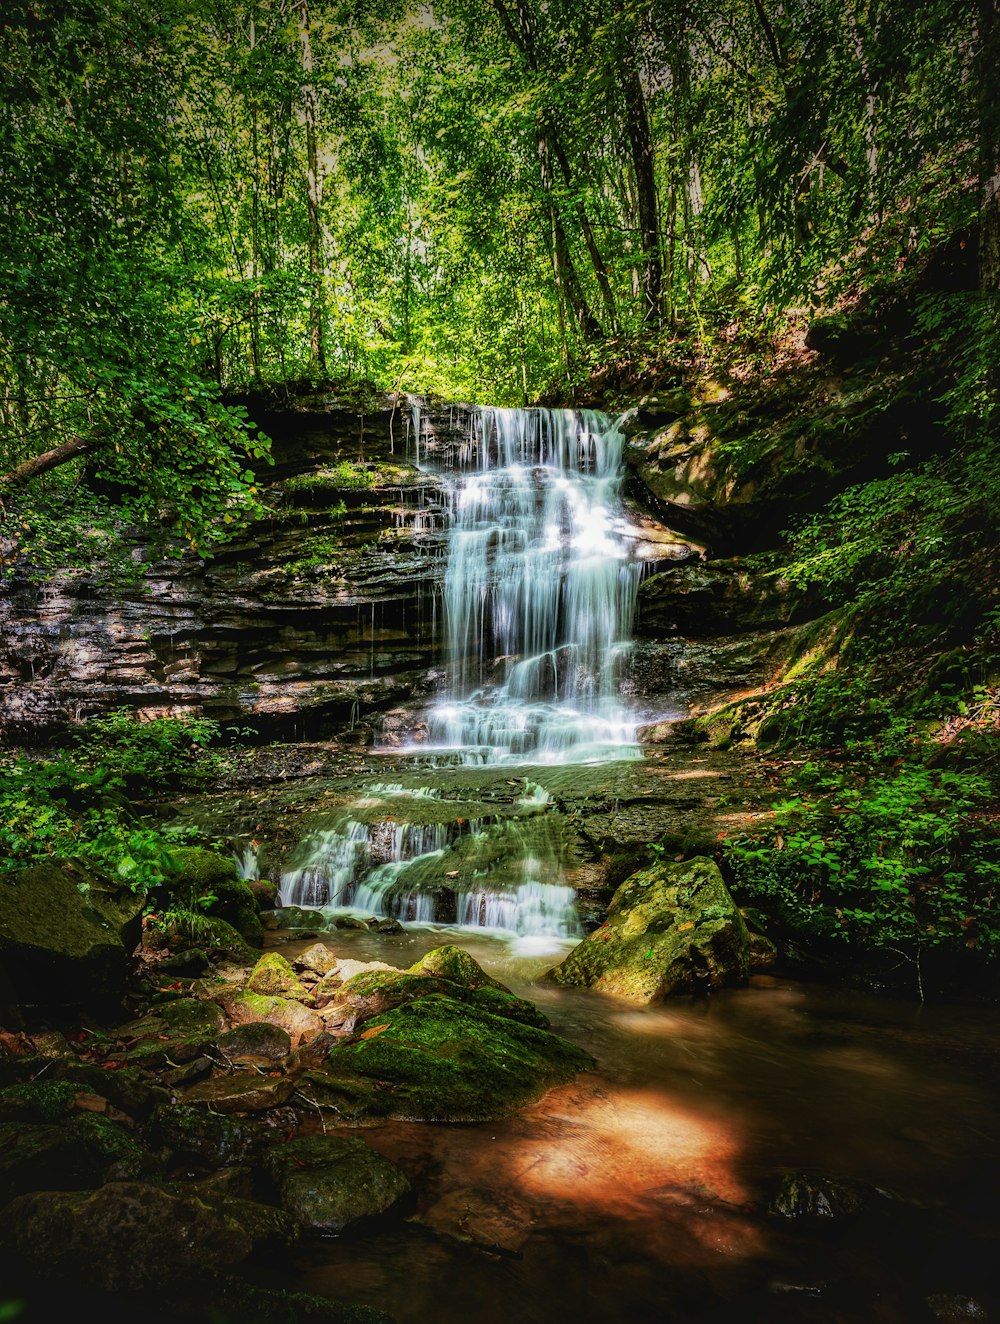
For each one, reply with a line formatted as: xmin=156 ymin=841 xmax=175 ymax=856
xmin=271 ymin=406 xmax=640 ymax=941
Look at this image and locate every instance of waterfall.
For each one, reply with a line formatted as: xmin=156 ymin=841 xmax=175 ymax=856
xmin=423 ymin=406 xmax=641 ymax=764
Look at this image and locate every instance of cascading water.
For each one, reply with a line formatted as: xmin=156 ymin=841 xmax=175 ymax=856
xmin=270 ymin=405 xmax=641 ymax=945
xmin=420 ymin=406 xmax=641 ymax=764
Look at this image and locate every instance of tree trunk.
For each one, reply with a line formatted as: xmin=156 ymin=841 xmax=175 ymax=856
xmin=0 ymin=435 xmax=98 ymax=490
xmin=979 ymin=0 xmax=1000 ymax=290
xmin=621 ymin=53 xmax=662 ymax=325
xmin=297 ymin=0 xmax=326 ymax=373
xmin=537 ymin=122 xmax=603 ymax=343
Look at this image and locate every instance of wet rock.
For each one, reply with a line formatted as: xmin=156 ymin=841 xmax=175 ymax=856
xmin=0 ymin=1181 xmax=253 ymax=1290
xmin=154 ymin=914 xmax=258 ymax=965
xmin=769 ymin=1172 xmax=871 ymax=1221
xmin=216 ymin=989 xmax=324 ymax=1048
xmin=260 ymin=1134 xmax=410 ymax=1234
xmin=272 ymin=906 xmax=328 ymax=930
xmin=0 ymin=861 xmax=144 ymax=1016
xmin=748 ymin=930 xmax=779 ymax=971
xmin=147 ymin=1103 xmax=254 ymax=1167
xmin=181 ymin=1072 xmax=295 ymax=1114
xmin=548 ymin=857 xmax=749 ymax=1003
xmin=215 ymin=1022 xmax=292 ymax=1063
xmin=23 ymin=1059 xmax=170 ymax=1119
xmin=158 ymin=947 xmax=210 ymax=976
xmin=367 ymin=916 xmax=404 ymax=935
xmin=248 ymin=879 xmax=279 ymax=911
xmin=247 ymin=951 xmax=310 ymax=999
xmin=294 ymin=942 xmax=340 ymax=976
xmin=926 ymin=1293 xmax=991 ymax=1322
xmin=314 ymin=995 xmax=593 ymax=1122
xmin=159 ymin=997 xmax=227 ymax=1039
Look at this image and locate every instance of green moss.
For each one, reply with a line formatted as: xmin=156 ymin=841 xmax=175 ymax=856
xmin=337 ymin=968 xmax=550 ymax=1029
xmin=148 ymin=1104 xmax=254 ymax=1167
xmin=321 ymin=994 xmax=592 ymax=1121
xmin=247 ymin=952 xmax=308 ymax=999
xmin=407 ymin=944 xmax=506 ymax=990
xmin=0 ymin=1080 xmax=87 ymax=1122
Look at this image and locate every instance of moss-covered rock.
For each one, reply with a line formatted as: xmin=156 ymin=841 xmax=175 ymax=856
xmin=313 ymin=994 xmax=593 ymax=1122
xmin=322 ymin=969 xmax=549 ymax=1035
xmin=216 ymin=989 xmax=324 ymax=1048
xmin=181 ymin=1073 xmax=295 ymax=1114
xmin=0 ymin=1113 xmax=155 ymax=1206
xmin=147 ymin=1103 xmax=254 ymax=1167
xmin=215 ymin=1021 xmax=292 ymax=1062
xmin=271 ymin=906 xmax=327 ymax=930
xmin=260 ymin=1135 xmax=410 ymax=1234
xmin=548 ymin=856 xmax=750 ymax=1003
xmin=167 ymin=1275 xmax=393 ymax=1324
xmin=0 ymin=861 xmax=144 ymax=1016
xmin=0 ymin=1181 xmax=253 ymax=1290
xmin=167 ymin=848 xmax=264 ymax=947
xmin=159 ymin=997 xmax=227 ymax=1039
xmin=26 ymin=1059 xmax=170 ymax=1119
xmin=247 ymin=952 xmax=309 ymax=999
xmin=294 ymin=942 xmax=340 ymax=976
xmin=407 ymin=944 xmax=507 ymax=990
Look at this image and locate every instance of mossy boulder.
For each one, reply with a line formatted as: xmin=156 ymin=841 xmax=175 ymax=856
xmin=0 ymin=861 xmax=144 ymax=1016
xmin=0 ymin=1113 xmax=154 ymax=1206
xmin=247 ymin=952 xmax=309 ymax=999
xmin=0 ymin=1181 xmax=253 ymax=1291
xmin=147 ymin=1104 xmax=254 ymax=1168
xmin=294 ymin=942 xmax=340 ymax=976
xmin=260 ymin=1135 xmax=410 ymax=1234
xmin=271 ymin=906 xmax=327 ymax=930
xmin=216 ymin=989 xmax=324 ymax=1048
xmin=167 ymin=848 xmax=264 ymax=947
xmin=407 ymin=944 xmax=507 ymax=990
xmin=323 ymin=969 xmax=549 ymax=1035
xmin=313 ymin=994 xmax=593 ymax=1122
xmin=159 ymin=997 xmax=227 ymax=1039
xmin=548 ymin=856 xmax=750 ymax=1004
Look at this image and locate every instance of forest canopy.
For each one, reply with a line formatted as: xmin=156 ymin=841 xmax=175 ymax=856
xmin=0 ymin=0 xmax=991 ymax=558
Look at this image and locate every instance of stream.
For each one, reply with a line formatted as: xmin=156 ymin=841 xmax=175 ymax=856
xmin=270 ymin=924 xmax=1000 ymax=1324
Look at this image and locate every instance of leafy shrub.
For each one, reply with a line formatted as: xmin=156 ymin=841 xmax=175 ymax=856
xmin=724 ymin=753 xmax=1000 ymax=963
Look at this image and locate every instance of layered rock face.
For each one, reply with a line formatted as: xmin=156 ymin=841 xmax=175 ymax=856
xmin=0 ymin=397 xmax=454 ymax=741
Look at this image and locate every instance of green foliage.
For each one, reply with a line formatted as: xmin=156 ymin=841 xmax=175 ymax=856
xmin=725 ymin=739 xmax=1000 ymax=962
xmin=0 ymin=712 xmax=223 ymax=891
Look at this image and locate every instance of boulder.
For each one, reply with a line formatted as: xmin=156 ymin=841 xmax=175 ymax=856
xmin=215 ymin=989 xmax=324 ymax=1048
xmin=260 ymin=1135 xmax=410 ymax=1234
xmin=0 ymin=1181 xmax=252 ymax=1290
xmin=146 ymin=1104 xmax=254 ymax=1168
xmin=0 ymin=1113 xmax=153 ymax=1206
xmin=769 ymin=1171 xmax=874 ymax=1222
xmin=271 ymin=907 xmax=327 ymax=930
xmin=0 ymin=861 xmax=143 ymax=1015
xmin=167 ymin=848 xmax=264 ymax=947
xmin=215 ymin=1022 xmax=292 ymax=1063
xmin=407 ymin=944 xmax=507 ymax=990
xmin=321 ymin=969 xmax=549 ymax=1036
xmin=293 ymin=942 xmax=340 ymax=976
xmin=247 ymin=952 xmax=309 ymax=999
xmin=311 ymin=994 xmax=593 ymax=1122
xmin=181 ymin=1073 xmax=295 ymax=1114
xmin=548 ymin=857 xmax=749 ymax=1004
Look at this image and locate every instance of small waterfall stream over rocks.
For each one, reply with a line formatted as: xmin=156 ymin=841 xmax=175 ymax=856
xmin=272 ymin=406 xmax=641 ymax=944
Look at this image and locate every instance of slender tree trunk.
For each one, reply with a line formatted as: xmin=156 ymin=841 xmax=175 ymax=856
xmin=550 ymin=134 xmax=618 ymax=331
xmin=297 ymin=0 xmax=326 ymax=373
xmin=621 ymin=53 xmax=662 ymax=325
xmin=978 ymin=0 xmax=1000 ymax=290
xmin=537 ymin=122 xmax=603 ymax=342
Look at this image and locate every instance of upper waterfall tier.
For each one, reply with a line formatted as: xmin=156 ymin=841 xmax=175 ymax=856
xmin=413 ymin=406 xmax=641 ymax=765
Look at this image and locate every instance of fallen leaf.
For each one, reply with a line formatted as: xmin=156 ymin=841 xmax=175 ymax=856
xmin=360 ymin=1024 xmax=390 ymax=1040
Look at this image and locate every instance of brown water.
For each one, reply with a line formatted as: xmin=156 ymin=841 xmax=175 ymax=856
xmin=274 ymin=926 xmax=1000 ymax=1324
